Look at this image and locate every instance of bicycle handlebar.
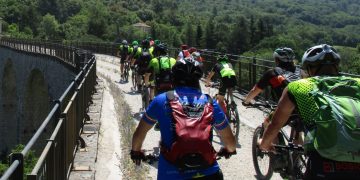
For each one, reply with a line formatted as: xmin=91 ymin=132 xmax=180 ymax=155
xmin=205 ymin=82 xmax=221 ymax=88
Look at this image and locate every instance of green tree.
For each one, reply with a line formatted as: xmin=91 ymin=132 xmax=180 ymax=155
xmin=204 ymin=18 xmax=216 ymax=49
xmin=63 ymin=14 xmax=89 ymax=40
xmin=37 ymin=13 xmax=60 ymax=40
xmin=185 ymin=23 xmax=195 ymax=46
xmin=195 ymin=24 xmax=203 ymax=47
xmin=229 ymin=16 xmax=250 ymax=53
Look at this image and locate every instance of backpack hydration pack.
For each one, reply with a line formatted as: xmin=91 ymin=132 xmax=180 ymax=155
xmin=305 ymin=76 xmax=360 ymax=163
xmin=156 ymin=56 xmax=173 ymax=92
xmin=274 ymin=67 xmax=301 ymax=85
xmin=161 ymin=91 xmax=216 ymax=170
xmin=137 ymin=49 xmax=151 ymax=68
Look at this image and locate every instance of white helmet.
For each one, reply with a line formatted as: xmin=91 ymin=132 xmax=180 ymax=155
xmin=302 ymin=44 xmax=340 ymax=69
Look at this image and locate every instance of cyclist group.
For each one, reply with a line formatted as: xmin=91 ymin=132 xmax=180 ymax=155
xmin=117 ymin=38 xmax=360 ymax=179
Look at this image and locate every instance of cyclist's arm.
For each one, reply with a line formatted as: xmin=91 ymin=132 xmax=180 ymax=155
xmin=213 ymin=100 xmax=236 ymax=152
xmin=244 ymin=85 xmax=263 ymax=104
xmin=259 ymin=88 xmax=295 ymax=151
xmin=205 ymin=71 xmax=215 ymax=85
xmin=300 ymin=69 xmax=308 ymax=78
xmin=218 ymin=126 xmax=236 ymax=152
xmin=132 ymin=120 xmax=153 ymax=151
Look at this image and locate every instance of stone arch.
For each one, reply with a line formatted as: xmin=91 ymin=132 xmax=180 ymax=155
xmin=0 ymin=59 xmax=18 ymax=155
xmin=22 ymin=69 xmax=50 ymax=144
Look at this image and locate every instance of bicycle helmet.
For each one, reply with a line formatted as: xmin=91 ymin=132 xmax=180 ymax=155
xmin=273 ymin=47 xmax=295 ymax=62
xmin=122 ymin=40 xmax=128 ymax=45
xmin=154 ymin=39 xmax=161 ymax=46
xmin=301 ymin=44 xmax=340 ymax=69
xmin=172 ymin=58 xmax=203 ymax=88
xmin=181 ymin=44 xmax=188 ymax=50
xmin=141 ymin=39 xmax=150 ymax=48
xmin=155 ymin=43 xmax=167 ymax=54
xmin=132 ymin=40 xmax=139 ymax=46
xmin=217 ymin=55 xmax=229 ymax=62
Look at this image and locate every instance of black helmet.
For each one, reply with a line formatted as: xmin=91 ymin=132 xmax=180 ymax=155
xmin=155 ymin=43 xmax=167 ymax=54
xmin=141 ymin=39 xmax=150 ymax=48
xmin=273 ymin=47 xmax=295 ymax=62
xmin=172 ymin=58 xmax=203 ymax=88
xmin=302 ymin=44 xmax=340 ymax=70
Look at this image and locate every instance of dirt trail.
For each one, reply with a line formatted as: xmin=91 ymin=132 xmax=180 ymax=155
xmin=95 ymin=54 xmax=282 ymax=180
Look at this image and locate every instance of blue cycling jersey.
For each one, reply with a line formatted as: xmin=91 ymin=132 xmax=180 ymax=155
xmin=142 ymin=87 xmax=229 ymax=180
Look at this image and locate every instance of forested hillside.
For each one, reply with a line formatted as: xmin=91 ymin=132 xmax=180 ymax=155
xmin=1 ymin=0 xmax=360 ymax=72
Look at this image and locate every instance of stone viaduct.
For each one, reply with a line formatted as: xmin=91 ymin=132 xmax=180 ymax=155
xmin=0 ymin=46 xmax=76 ymax=155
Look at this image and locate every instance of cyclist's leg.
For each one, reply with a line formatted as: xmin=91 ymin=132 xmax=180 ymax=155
xmin=217 ymin=78 xmax=227 ymax=114
xmin=120 ymin=56 xmax=125 ymax=77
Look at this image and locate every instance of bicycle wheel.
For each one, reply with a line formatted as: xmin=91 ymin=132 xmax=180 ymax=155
xmin=124 ymin=64 xmax=129 ymax=82
xmin=292 ymin=151 xmax=308 ymax=179
xmin=228 ymin=101 xmax=240 ymax=141
xmin=252 ymin=125 xmax=273 ymax=180
xmin=132 ymin=70 xmax=137 ymax=91
xmin=142 ymin=86 xmax=150 ymax=110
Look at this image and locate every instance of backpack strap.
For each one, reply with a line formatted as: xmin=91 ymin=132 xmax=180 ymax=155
xmin=274 ymin=67 xmax=285 ymax=76
xmin=166 ymin=90 xmax=176 ymax=101
xmin=166 ymin=91 xmax=213 ymax=104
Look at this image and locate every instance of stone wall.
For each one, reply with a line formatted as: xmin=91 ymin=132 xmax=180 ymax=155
xmin=0 ymin=47 xmax=76 ymax=155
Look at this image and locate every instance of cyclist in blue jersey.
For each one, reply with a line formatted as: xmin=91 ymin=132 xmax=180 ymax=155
xmin=131 ymin=58 xmax=236 ymax=180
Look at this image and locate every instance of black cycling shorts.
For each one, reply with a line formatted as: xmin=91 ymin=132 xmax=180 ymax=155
xmin=304 ymin=151 xmax=360 ymax=180
xmin=186 ymin=170 xmax=223 ymax=180
xmin=120 ymin=55 xmax=127 ymax=64
xmin=219 ymin=76 xmax=237 ymax=96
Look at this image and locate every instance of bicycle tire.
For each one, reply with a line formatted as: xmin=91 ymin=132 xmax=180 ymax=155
xmin=132 ymin=70 xmax=137 ymax=91
xmin=252 ymin=126 xmax=273 ymax=180
xmin=142 ymin=86 xmax=150 ymax=110
xmin=124 ymin=64 xmax=130 ymax=82
xmin=228 ymin=101 xmax=240 ymax=141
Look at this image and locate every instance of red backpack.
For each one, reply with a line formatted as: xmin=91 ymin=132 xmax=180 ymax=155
xmin=161 ymin=91 xmax=217 ymax=170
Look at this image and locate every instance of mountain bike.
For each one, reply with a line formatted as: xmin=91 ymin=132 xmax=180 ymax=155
xmin=206 ymin=82 xmax=240 ymax=142
xmin=247 ymin=101 xmax=307 ymax=180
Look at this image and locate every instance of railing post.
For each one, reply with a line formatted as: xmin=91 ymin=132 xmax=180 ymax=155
xmin=9 ymin=153 xmax=24 ymax=180
xmin=238 ymin=58 xmax=242 ymax=89
xmin=252 ymin=57 xmax=257 ymax=86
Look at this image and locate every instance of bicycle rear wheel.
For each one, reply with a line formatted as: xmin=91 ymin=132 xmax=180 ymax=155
xmin=228 ymin=101 xmax=240 ymax=141
xmin=252 ymin=125 xmax=273 ymax=180
xmin=124 ymin=64 xmax=129 ymax=82
xmin=132 ymin=70 xmax=137 ymax=91
xmin=142 ymin=86 xmax=150 ymax=110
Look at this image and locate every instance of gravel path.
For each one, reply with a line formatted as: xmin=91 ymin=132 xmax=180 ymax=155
xmin=95 ymin=54 xmax=282 ymax=180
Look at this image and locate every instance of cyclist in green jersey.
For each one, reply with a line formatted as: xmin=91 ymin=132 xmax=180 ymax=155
xmin=117 ymin=40 xmax=132 ymax=79
xmin=259 ymin=44 xmax=360 ymax=179
xmin=206 ymin=55 xmax=237 ymax=114
xmin=145 ymin=43 xmax=176 ymax=100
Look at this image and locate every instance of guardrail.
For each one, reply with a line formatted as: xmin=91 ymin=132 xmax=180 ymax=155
xmin=0 ymin=38 xmax=97 ymax=180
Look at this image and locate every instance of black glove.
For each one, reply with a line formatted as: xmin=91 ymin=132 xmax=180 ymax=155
xmin=242 ymin=101 xmax=252 ymax=107
xmin=130 ymin=150 xmax=145 ymax=165
xmin=217 ymin=147 xmax=236 ymax=159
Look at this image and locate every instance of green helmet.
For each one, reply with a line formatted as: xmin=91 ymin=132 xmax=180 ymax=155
xmin=132 ymin=40 xmax=139 ymax=46
xmin=154 ymin=39 xmax=161 ymax=46
xmin=217 ymin=55 xmax=229 ymax=62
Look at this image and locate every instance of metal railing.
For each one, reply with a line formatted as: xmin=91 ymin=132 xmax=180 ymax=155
xmin=0 ymin=38 xmax=97 ymax=180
